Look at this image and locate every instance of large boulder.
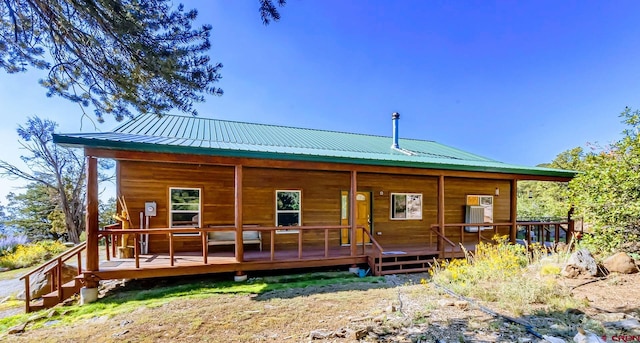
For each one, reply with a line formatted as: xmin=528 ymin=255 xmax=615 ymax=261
xmin=17 ymin=263 xmax=78 ymax=300
xmin=561 ymin=249 xmax=598 ymax=278
xmin=603 ymin=252 xmax=638 ymax=274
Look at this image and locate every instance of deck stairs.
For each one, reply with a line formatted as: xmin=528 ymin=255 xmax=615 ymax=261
xmin=20 ymin=242 xmax=87 ymax=313
xmin=369 ymin=251 xmax=440 ymax=275
xmin=27 ymin=278 xmax=83 ymax=312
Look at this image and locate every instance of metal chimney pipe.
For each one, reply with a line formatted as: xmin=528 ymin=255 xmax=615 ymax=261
xmin=391 ymin=112 xmax=400 ymax=149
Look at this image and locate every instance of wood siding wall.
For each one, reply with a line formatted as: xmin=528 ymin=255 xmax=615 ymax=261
xmin=117 ymin=160 xmax=514 ymax=253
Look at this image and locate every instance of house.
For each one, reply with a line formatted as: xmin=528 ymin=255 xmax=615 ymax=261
xmin=38 ymin=112 xmax=575 ymax=308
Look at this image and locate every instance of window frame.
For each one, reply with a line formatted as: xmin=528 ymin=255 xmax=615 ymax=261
xmin=169 ymin=187 xmax=202 ymax=236
xmin=390 ymin=193 xmax=423 ymax=220
xmin=275 ymin=189 xmax=302 ymax=234
xmin=466 ymin=194 xmax=494 ymax=227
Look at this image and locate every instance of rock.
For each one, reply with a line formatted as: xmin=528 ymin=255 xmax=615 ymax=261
xmin=16 ymin=263 xmax=78 ymax=300
xmin=603 ymin=252 xmax=639 ymax=274
xmin=437 ymin=299 xmax=455 ymax=307
xmin=543 ymin=335 xmax=566 ymax=343
xmin=562 ymin=250 xmax=598 ymax=278
xmin=604 ymin=318 xmax=640 ymax=330
xmin=43 ymin=320 xmax=60 ymax=327
xmin=309 ymin=329 xmax=332 ymax=340
xmin=352 ymin=328 xmax=368 ymax=340
xmin=8 ymin=322 xmax=28 ymax=334
xmin=454 ymin=300 xmax=469 ymax=310
xmin=573 ymin=328 xmax=605 ymax=343
xmin=112 ymin=330 xmax=129 ymax=338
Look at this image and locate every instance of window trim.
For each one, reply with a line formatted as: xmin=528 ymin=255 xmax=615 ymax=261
xmin=275 ymin=189 xmax=301 ymax=234
xmin=169 ymin=187 xmax=202 ymax=236
xmin=390 ymin=192 xmax=423 ymax=220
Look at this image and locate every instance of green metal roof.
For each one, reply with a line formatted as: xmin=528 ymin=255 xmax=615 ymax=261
xmin=53 ymin=113 xmax=576 ymax=178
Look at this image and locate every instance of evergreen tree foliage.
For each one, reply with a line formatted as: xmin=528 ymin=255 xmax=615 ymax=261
xmin=5 ymin=183 xmax=59 ymax=241
xmin=570 ymin=107 xmax=640 ymax=254
xmin=517 ymin=147 xmax=586 ymax=220
xmin=0 ymin=0 xmax=286 ymax=121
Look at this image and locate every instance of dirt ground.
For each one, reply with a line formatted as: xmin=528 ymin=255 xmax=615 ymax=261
xmin=3 ymin=272 xmax=640 ymax=343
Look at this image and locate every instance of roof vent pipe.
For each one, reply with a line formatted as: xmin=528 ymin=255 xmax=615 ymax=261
xmin=391 ymin=112 xmax=400 ymax=149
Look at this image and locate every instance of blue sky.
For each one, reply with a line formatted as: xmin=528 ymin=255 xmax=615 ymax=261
xmin=1 ymin=0 xmax=640 ymax=201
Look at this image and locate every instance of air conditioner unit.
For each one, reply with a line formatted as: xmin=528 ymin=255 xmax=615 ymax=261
xmin=464 ymin=205 xmax=487 ymax=233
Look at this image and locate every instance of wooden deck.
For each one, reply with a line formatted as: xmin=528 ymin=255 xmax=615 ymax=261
xmin=90 ymin=242 xmax=472 ymax=280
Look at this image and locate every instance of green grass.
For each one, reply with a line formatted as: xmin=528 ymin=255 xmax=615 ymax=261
xmin=0 ymin=271 xmax=384 ymax=332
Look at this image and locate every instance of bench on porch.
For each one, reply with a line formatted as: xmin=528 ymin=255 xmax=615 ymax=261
xmin=207 ymin=226 xmax=262 ymax=251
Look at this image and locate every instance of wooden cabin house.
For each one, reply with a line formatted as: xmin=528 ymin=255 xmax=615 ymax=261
xmin=24 ymin=112 xmax=575 ymax=310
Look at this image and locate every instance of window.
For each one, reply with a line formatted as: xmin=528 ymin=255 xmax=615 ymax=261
xmin=466 ymin=195 xmax=494 ymax=223
xmin=276 ymin=190 xmax=301 ymax=233
xmin=169 ymin=187 xmax=201 ymax=235
xmin=390 ymin=193 xmax=422 ymax=220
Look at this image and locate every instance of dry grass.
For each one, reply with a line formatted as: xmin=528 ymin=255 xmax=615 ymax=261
xmin=430 ymin=235 xmax=582 ymax=316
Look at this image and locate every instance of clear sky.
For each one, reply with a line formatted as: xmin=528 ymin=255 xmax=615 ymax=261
xmin=1 ymin=0 xmax=640 ymax=202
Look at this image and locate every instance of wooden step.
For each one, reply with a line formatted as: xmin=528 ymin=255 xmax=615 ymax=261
xmin=379 ymin=266 xmax=431 ymax=275
xmin=40 ymin=280 xmax=81 ymax=308
xmin=28 ymin=299 xmax=45 ymax=312
xmin=379 ymin=259 xmax=434 ymax=267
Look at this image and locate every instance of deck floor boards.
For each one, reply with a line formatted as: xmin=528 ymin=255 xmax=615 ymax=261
xmin=91 ymin=242 xmax=478 ymax=280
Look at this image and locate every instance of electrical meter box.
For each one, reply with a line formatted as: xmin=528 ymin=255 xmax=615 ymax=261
xmin=145 ymin=201 xmax=157 ymax=217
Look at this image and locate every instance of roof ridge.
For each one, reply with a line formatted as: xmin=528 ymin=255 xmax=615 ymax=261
xmin=131 ymin=113 xmax=439 ymax=143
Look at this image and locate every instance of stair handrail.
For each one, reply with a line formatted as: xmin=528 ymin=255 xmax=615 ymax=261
xmin=360 ymin=228 xmax=384 ymax=276
xmin=19 ymin=241 xmax=87 ymax=313
xmin=19 ymin=241 xmax=87 ymax=281
xmin=361 ymin=228 xmax=384 ymax=254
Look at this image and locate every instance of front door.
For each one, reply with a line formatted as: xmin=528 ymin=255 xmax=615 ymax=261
xmin=340 ymin=191 xmax=372 ymax=245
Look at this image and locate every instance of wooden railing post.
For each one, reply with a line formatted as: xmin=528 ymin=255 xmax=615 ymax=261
xmin=56 ymin=257 xmax=62 ymax=301
xmin=105 ymin=234 xmax=110 ymax=261
xmin=134 ymin=234 xmax=140 ymax=269
xmin=567 ymin=207 xmax=575 ymax=243
xmin=270 ymin=231 xmax=275 ymax=261
xmin=298 ymin=231 xmax=303 ymax=259
xmin=24 ymin=275 xmax=30 ymax=313
xmin=324 ymin=228 xmax=329 ymax=258
xmin=77 ymin=251 xmax=82 ymax=275
xmin=169 ymin=233 xmax=174 ymax=266
xmin=202 ymin=230 xmax=208 ymax=264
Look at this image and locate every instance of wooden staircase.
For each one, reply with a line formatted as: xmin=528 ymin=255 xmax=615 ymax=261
xmin=20 ymin=242 xmax=87 ymax=313
xmin=369 ymin=251 xmax=440 ymax=275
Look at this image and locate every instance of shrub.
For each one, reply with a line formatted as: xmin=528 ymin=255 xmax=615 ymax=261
xmin=0 ymin=240 xmax=66 ymax=269
xmin=0 ymin=234 xmax=29 ymax=257
xmin=430 ymin=235 xmax=575 ymax=315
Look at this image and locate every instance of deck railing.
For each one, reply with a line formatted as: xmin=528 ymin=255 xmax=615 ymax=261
xmin=19 ymin=241 xmax=87 ymax=313
xmin=430 ymin=220 xmax=574 ymax=258
xmin=100 ymin=225 xmax=376 ymax=268
xmin=516 ymin=221 xmax=572 ymax=247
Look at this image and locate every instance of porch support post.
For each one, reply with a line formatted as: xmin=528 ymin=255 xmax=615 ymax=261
xmin=437 ymin=175 xmax=445 ymax=257
xmin=510 ymin=179 xmax=518 ymax=243
xmin=350 ymin=170 xmax=357 ymax=257
xmin=235 ymin=165 xmax=244 ymax=263
xmin=82 ymin=154 xmax=99 ymax=304
xmin=86 ymin=155 xmax=99 ymax=272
